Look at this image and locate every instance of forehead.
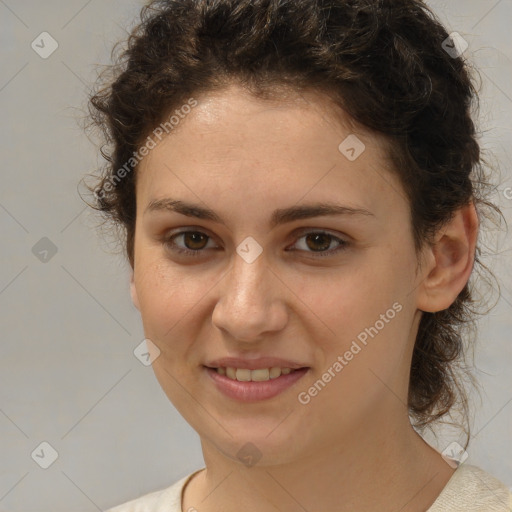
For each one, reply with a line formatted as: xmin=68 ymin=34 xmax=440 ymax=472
xmin=175 ymin=84 xmax=359 ymax=145
xmin=135 ymin=84 xmax=407 ymax=220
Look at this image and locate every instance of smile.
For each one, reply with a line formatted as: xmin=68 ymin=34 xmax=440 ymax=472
xmin=204 ymin=366 xmax=310 ymax=402
xmin=212 ymin=366 xmax=298 ymax=381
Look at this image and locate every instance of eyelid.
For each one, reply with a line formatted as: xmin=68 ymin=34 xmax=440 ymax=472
xmin=291 ymin=226 xmax=348 ymax=241
xmin=163 ymin=226 xmax=220 ymax=245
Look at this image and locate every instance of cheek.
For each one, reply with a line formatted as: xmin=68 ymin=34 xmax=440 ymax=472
xmin=134 ymin=258 xmax=203 ymax=337
xmin=304 ymin=259 xmax=401 ymax=331
xmin=296 ymin=264 xmax=412 ymax=427
xmin=297 ymin=251 xmax=414 ymax=372
xmin=134 ymin=260 xmax=206 ymax=391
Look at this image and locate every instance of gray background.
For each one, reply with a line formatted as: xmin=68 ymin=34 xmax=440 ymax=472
xmin=0 ymin=0 xmax=511 ymax=510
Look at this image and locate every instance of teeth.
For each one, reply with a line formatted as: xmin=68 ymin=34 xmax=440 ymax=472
xmin=216 ymin=366 xmax=297 ymax=381
xmin=236 ymin=368 xmax=252 ymax=381
xmin=269 ymin=367 xmax=282 ymax=379
xmin=251 ymin=369 xmax=270 ymax=381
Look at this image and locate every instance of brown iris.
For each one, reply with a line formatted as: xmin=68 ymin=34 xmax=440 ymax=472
xmin=183 ymin=232 xmax=209 ymax=250
xmin=304 ymin=233 xmax=332 ymax=252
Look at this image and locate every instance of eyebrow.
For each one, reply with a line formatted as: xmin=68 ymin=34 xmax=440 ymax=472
xmin=144 ymin=198 xmax=374 ymax=229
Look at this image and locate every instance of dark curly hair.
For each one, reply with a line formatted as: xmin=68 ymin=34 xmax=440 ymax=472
xmin=83 ymin=0 xmax=504 ymax=450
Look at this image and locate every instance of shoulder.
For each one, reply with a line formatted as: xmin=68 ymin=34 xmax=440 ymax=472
xmin=428 ymin=463 xmax=512 ymax=512
xmin=104 ymin=469 xmax=204 ymax=512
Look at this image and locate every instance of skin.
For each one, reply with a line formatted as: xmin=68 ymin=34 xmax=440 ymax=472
xmin=129 ymin=83 xmax=479 ymax=512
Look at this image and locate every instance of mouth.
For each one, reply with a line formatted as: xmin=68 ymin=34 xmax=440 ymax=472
xmin=204 ymin=365 xmax=307 ymax=382
xmin=203 ymin=365 xmax=310 ymax=402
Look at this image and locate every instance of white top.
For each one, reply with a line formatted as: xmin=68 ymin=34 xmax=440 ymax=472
xmin=104 ymin=463 xmax=512 ymax=512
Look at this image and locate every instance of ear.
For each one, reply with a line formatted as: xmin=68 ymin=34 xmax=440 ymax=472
xmin=130 ymin=269 xmax=140 ymax=311
xmin=416 ymin=202 xmax=479 ymax=313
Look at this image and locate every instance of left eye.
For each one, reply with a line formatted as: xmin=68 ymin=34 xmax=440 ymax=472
xmin=163 ymin=230 xmax=349 ymax=258
xmin=292 ymin=231 xmax=348 ymax=256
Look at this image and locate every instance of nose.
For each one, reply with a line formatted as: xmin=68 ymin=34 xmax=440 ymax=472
xmin=211 ymin=249 xmax=289 ymax=343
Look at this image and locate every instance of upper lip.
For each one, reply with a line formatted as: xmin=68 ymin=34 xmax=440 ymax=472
xmin=204 ymin=357 xmax=309 ymax=370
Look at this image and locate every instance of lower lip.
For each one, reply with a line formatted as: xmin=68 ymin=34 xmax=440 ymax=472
xmin=204 ymin=367 xmax=309 ymax=402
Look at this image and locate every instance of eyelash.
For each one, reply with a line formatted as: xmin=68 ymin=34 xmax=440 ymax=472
xmin=162 ymin=229 xmax=349 ymax=258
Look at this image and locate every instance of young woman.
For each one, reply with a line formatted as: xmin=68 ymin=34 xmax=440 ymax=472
xmin=85 ymin=0 xmax=511 ymax=510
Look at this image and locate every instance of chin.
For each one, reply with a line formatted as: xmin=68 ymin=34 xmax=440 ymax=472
xmin=205 ymin=428 xmax=309 ymax=468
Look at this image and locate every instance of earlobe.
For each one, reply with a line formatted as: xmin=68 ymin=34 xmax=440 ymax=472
xmin=417 ymin=202 xmax=479 ymax=313
xmin=130 ymin=270 xmax=140 ymax=311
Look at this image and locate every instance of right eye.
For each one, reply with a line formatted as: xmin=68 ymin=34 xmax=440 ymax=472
xmin=163 ymin=230 xmax=219 ymax=257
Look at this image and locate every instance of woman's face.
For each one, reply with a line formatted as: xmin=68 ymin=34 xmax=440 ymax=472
xmin=131 ymin=84 xmax=427 ymax=465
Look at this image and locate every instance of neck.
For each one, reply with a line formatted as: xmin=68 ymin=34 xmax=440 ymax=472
xmin=182 ymin=412 xmax=455 ymax=512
